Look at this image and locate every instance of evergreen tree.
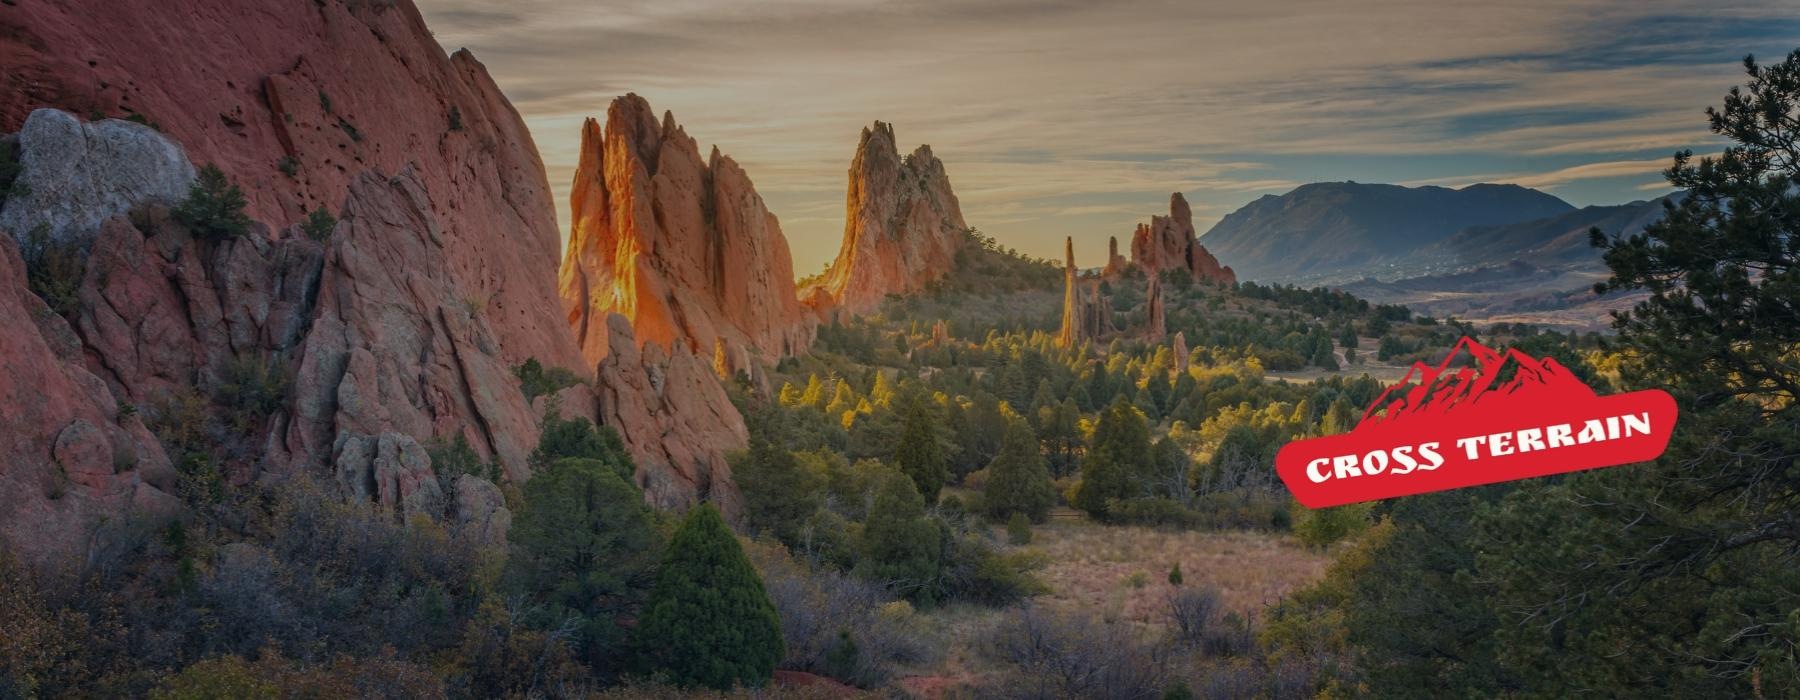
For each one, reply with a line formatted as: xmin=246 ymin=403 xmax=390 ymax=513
xmin=983 ymin=415 xmax=1057 ymax=522
xmin=733 ymin=439 xmax=822 ymax=546
xmin=855 ymin=471 xmax=943 ymax=603
xmin=174 ymin=164 xmax=251 ymax=242
xmin=892 ymin=389 xmax=950 ymax=501
xmin=1072 ymin=398 xmax=1151 ymax=519
xmin=508 ymin=457 xmax=660 ymax=667
xmin=635 ymin=505 xmax=784 ymax=690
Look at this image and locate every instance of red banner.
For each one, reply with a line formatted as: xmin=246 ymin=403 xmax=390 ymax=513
xmin=1277 ymin=338 xmax=1677 ymax=508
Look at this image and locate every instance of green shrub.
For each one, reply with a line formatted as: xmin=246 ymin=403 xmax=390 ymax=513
xmin=214 ymin=355 xmax=288 ymax=433
xmin=277 ymin=156 xmax=299 ymax=178
xmin=174 ymin=165 xmax=251 ymax=242
xmin=21 ymin=224 xmax=83 ymax=317
xmin=301 ymin=207 xmax=335 ymax=242
xmin=635 ymin=505 xmax=784 ymax=689
xmin=0 ymin=138 xmax=24 ymax=204
xmin=514 ymin=357 xmax=583 ymax=404
xmin=425 ymin=432 xmax=497 ymax=484
xmin=1292 ymin=501 xmax=1374 ymax=549
xmin=1005 ymin=512 xmax=1032 ymax=546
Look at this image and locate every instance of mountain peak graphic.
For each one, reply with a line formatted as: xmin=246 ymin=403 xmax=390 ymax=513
xmin=1358 ymin=338 xmax=1593 ymax=427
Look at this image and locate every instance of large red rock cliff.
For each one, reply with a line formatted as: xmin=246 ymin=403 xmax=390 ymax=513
xmin=0 ymin=0 xmax=581 ymax=374
xmin=801 ymin=122 xmax=968 ymax=315
xmin=1128 ymin=193 xmax=1237 ymax=286
xmin=559 ymin=95 xmax=814 ymax=367
xmin=0 ymin=0 xmax=754 ymax=552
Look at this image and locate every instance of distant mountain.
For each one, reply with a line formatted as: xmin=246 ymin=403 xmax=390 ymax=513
xmin=1409 ymin=196 xmax=1671 ymax=270
xmin=1198 ymin=182 xmax=1576 ymax=281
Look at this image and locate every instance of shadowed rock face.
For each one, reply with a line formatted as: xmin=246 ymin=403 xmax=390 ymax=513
xmin=0 ymin=233 xmax=179 ymax=563
xmin=559 ymin=94 xmax=814 ymax=368
xmin=0 ymin=0 xmax=582 ymax=375
xmin=801 ymin=121 xmax=968 ymax=315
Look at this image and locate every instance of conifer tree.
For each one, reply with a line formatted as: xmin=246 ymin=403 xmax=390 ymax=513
xmin=635 ymin=505 xmax=784 ymax=689
xmin=984 ymin=415 xmax=1058 ymax=522
xmin=892 ymin=389 xmax=949 ymax=501
xmin=855 ymin=471 xmax=943 ymax=603
xmin=1073 ymin=398 xmax=1151 ymax=519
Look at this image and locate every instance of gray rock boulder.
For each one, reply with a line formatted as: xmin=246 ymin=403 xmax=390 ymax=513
xmin=0 ymin=109 xmax=196 ymax=249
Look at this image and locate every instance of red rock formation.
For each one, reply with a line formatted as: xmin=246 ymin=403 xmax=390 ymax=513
xmin=595 ymin=314 xmax=747 ymax=512
xmin=1145 ymin=274 xmax=1167 ymax=342
xmin=1129 ymin=193 xmax=1237 ymax=285
xmin=1056 ymin=237 xmax=1113 ymax=350
xmin=801 ymin=122 xmax=967 ymax=314
xmin=559 ymin=96 xmax=814 ymax=367
xmin=0 ymin=0 xmax=582 ymax=375
xmin=0 ymin=233 xmax=178 ymax=562
xmin=1173 ymin=332 xmax=1190 ymax=374
xmin=0 ymin=1 xmax=757 ymax=548
xmin=1103 ymin=235 xmax=1130 ymax=278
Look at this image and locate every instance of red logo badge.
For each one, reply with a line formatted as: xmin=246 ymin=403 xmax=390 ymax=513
xmin=1277 ymin=338 xmax=1677 ymax=508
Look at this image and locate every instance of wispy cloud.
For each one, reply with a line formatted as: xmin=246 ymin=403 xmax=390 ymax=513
xmin=416 ymin=0 xmax=1800 ymax=271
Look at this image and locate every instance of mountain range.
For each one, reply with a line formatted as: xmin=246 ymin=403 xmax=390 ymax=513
xmin=1196 ymin=181 xmax=1674 ymax=328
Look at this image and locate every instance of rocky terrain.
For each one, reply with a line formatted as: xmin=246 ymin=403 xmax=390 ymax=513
xmin=801 ymin=122 xmax=969 ymax=314
xmin=1126 ymin=193 xmax=1236 ymax=286
xmin=0 ymin=0 xmax=745 ymax=558
xmin=559 ymin=95 xmax=815 ymax=371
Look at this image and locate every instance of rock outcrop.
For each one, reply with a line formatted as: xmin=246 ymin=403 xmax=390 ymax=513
xmin=1173 ymin=332 xmax=1190 ymax=374
xmin=1102 ymin=236 xmax=1130 ymax=278
xmin=801 ymin=122 xmax=967 ymax=314
xmin=0 ymin=0 xmax=583 ymax=376
xmin=594 ymin=314 xmax=747 ymax=512
xmin=1055 ymin=237 xmax=1113 ymax=350
xmin=285 ymin=168 xmax=545 ymax=481
xmin=0 ymin=110 xmax=196 ymax=248
xmin=1129 ymin=193 xmax=1236 ymax=286
xmin=559 ymin=95 xmax=813 ymax=367
xmin=0 ymin=232 xmax=178 ymax=563
xmin=0 ymin=0 xmax=772 ymax=555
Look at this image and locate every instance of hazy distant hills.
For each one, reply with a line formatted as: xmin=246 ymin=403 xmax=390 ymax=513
xmin=1198 ymin=182 xmax=1577 ymax=282
xmin=1192 ymin=181 xmax=1677 ymax=329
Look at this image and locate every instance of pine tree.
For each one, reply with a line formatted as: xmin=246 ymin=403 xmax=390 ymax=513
xmin=174 ymin=164 xmax=251 ymax=242
xmin=508 ymin=457 xmax=660 ymax=665
xmin=635 ymin=505 xmax=784 ymax=689
xmin=734 ymin=439 xmax=822 ymax=545
xmin=1073 ymin=398 xmax=1151 ymax=519
xmin=892 ymin=389 xmax=949 ymax=502
xmin=855 ymin=470 xmax=942 ymax=603
xmin=984 ymin=416 xmax=1057 ymax=522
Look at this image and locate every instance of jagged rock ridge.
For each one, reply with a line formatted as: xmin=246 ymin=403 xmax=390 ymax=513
xmin=1128 ymin=193 xmax=1236 ymax=285
xmin=558 ymin=94 xmax=814 ymax=368
xmin=801 ymin=121 xmax=968 ymax=315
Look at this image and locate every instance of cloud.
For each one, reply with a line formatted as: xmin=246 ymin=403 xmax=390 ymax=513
xmin=415 ymin=0 xmax=1800 ymax=270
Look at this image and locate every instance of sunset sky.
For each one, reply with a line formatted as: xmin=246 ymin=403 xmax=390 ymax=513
xmin=414 ymin=0 xmax=1800 ymax=274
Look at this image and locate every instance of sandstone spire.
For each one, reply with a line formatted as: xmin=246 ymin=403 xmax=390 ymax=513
xmin=800 ymin=121 xmax=967 ymax=315
xmin=1128 ymin=193 xmax=1237 ymax=285
xmin=558 ymin=94 xmax=815 ymax=367
xmin=1103 ymin=235 xmax=1130 ymax=277
xmin=1145 ymin=273 xmax=1166 ymax=341
xmin=1056 ymin=237 xmax=1116 ymax=349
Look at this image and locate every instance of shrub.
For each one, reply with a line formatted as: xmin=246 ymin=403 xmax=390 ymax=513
xmin=214 ymin=355 xmax=289 ymax=435
xmin=0 ymin=138 xmax=24 ymax=204
xmin=277 ymin=156 xmax=299 ymax=178
xmin=983 ymin=606 xmax=1174 ymax=699
xmin=425 ymin=432 xmax=497 ymax=484
xmin=301 ymin=207 xmax=335 ymax=241
xmin=1167 ymin=587 xmax=1221 ymax=648
xmin=20 ymin=224 xmax=83 ymax=317
xmin=514 ymin=357 xmax=583 ymax=404
xmin=447 ymin=105 xmax=464 ymax=132
xmin=1292 ymin=501 xmax=1373 ymax=549
xmin=1005 ymin=512 xmax=1033 ymax=545
xmin=635 ymin=505 xmax=784 ymax=690
xmin=174 ymin=165 xmax=251 ymax=242
xmin=743 ymin=539 xmax=935 ymax=688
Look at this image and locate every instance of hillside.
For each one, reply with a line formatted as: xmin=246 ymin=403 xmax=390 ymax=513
xmin=1198 ymin=182 xmax=1574 ymax=282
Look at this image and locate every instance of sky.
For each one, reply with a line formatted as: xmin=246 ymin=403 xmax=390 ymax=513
xmin=414 ymin=0 xmax=1800 ymax=275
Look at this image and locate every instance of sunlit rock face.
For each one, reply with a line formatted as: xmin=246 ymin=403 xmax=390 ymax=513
xmin=1129 ymin=193 xmax=1237 ymax=286
xmin=801 ymin=121 xmax=968 ymax=315
xmin=559 ymin=94 xmax=814 ymax=369
xmin=1056 ymin=237 xmax=1114 ymax=350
